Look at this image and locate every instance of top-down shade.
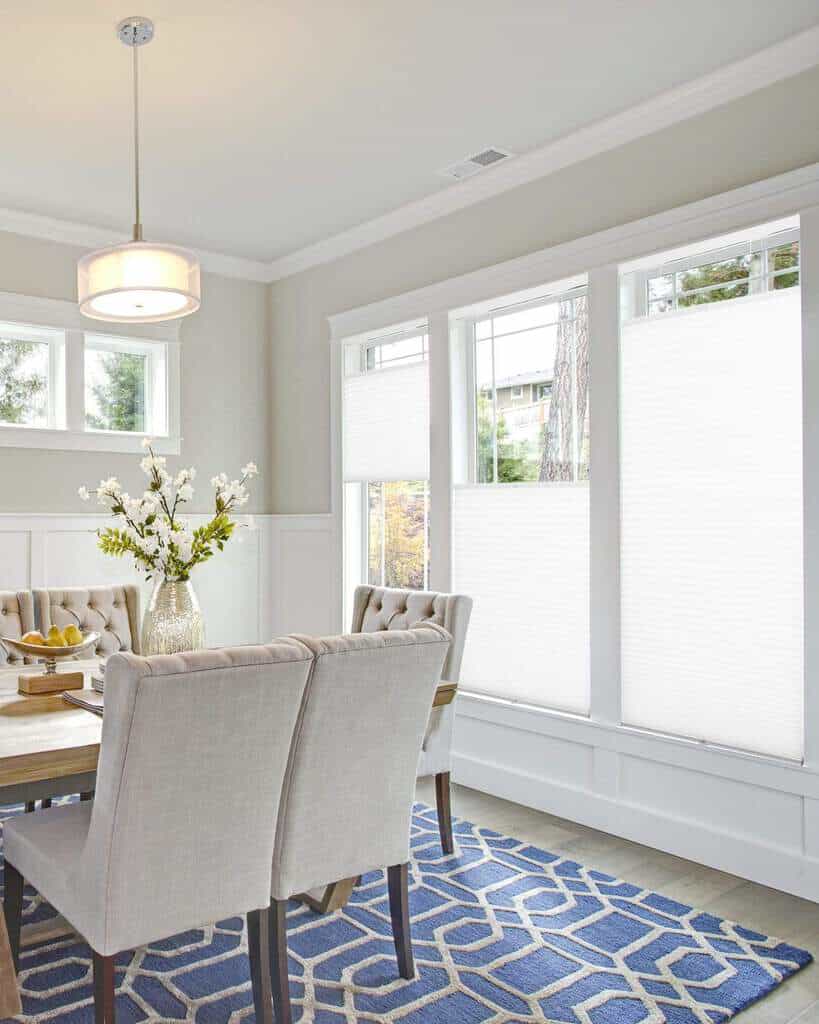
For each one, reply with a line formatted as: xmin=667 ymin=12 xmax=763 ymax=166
xmin=620 ymin=288 xmax=803 ymax=760
xmin=343 ymin=361 xmax=429 ymax=481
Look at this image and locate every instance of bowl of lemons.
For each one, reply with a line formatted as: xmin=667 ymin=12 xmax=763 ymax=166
xmin=1 ymin=627 xmax=100 ymax=675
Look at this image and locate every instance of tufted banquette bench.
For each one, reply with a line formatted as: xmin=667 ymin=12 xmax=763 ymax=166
xmin=350 ymin=585 xmax=472 ymax=854
xmin=0 ymin=591 xmax=36 ymax=666
xmin=34 ymin=585 xmax=141 ymax=657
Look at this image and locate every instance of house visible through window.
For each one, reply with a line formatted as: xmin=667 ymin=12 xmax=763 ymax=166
xmin=473 ymin=288 xmax=588 ymax=483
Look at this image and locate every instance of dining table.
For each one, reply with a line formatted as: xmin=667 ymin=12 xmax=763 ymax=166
xmin=0 ymin=657 xmax=101 ymax=1018
xmin=0 ymin=658 xmax=458 ymax=1017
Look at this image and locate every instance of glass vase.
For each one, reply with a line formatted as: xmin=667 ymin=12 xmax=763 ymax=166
xmin=141 ymin=578 xmax=205 ymax=656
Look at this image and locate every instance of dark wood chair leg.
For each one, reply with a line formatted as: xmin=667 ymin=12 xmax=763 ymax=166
xmin=387 ymin=862 xmax=414 ymax=979
xmin=93 ymin=952 xmax=116 ymax=1024
xmin=435 ymin=771 xmax=454 ymax=855
xmin=247 ymin=908 xmax=272 ymax=1024
xmin=80 ymin=791 xmax=95 ymax=802
xmin=40 ymin=798 xmax=52 ymax=810
xmin=24 ymin=801 xmax=35 ymax=814
xmin=3 ymin=862 xmax=23 ymax=971
xmin=267 ymin=899 xmax=292 ymax=1024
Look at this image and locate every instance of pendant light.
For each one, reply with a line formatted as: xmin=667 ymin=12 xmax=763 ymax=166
xmin=77 ymin=17 xmax=201 ymax=323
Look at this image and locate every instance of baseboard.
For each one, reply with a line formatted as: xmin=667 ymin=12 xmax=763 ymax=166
xmin=452 ymin=751 xmax=819 ymax=903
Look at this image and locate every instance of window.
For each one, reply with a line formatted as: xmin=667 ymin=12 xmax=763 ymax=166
xmin=0 ymin=294 xmax=179 ymax=453
xmin=450 ymin=282 xmax=591 ymax=714
xmin=619 ymin=219 xmax=803 ymax=760
xmin=0 ymin=323 xmax=63 ymax=429
xmin=343 ymin=323 xmax=430 ymax=610
xmin=367 ymin=480 xmax=429 ymax=589
xmin=85 ymin=335 xmax=167 ymax=435
xmin=636 ymin=223 xmax=799 ymax=317
xmin=473 ymin=288 xmax=588 ymax=484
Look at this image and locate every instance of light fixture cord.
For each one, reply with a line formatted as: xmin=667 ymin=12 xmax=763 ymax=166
xmin=132 ymin=38 xmax=142 ymax=241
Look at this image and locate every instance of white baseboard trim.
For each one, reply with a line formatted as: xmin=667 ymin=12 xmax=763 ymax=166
xmin=453 ymin=750 xmax=819 ymax=903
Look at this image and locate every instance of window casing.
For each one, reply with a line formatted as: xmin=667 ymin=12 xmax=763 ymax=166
xmin=0 ymin=292 xmax=179 ymax=453
xmin=343 ymin=324 xmax=430 ymax=610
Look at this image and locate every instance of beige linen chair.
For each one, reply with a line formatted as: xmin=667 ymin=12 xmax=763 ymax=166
xmin=34 ymin=585 xmax=141 ymax=656
xmin=267 ymin=625 xmax=450 ymax=1024
xmin=0 ymin=591 xmax=35 ymax=666
xmin=351 ymin=585 xmax=472 ymax=853
xmin=2 ymin=642 xmax=314 ymax=1024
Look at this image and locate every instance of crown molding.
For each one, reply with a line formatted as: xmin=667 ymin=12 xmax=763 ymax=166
xmin=0 ymin=24 xmax=817 ymax=286
xmin=267 ymin=24 xmax=819 ymax=283
xmin=0 ymin=208 xmax=271 ymax=283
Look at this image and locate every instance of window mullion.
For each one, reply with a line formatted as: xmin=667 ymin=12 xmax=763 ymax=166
xmin=64 ymin=330 xmax=85 ymax=433
xmin=588 ymin=265 xmax=622 ymax=727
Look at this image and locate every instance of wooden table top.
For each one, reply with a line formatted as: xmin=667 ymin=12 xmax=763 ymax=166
xmin=0 ymin=659 xmax=102 ymax=791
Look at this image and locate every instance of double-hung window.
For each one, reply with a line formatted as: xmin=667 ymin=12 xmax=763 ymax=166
xmin=450 ymin=281 xmax=591 ymax=713
xmin=342 ymin=323 xmax=430 ymax=612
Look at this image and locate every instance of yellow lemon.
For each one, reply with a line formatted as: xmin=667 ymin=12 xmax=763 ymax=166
xmin=63 ymin=625 xmax=84 ymax=646
xmin=21 ymin=630 xmax=46 ymax=646
xmin=46 ymin=625 xmax=68 ymax=647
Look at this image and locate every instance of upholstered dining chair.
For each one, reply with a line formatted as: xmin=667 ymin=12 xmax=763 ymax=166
xmin=0 ymin=591 xmax=36 ymax=666
xmin=350 ymin=585 xmax=472 ymax=854
xmin=267 ymin=625 xmax=450 ymax=1024
xmin=34 ymin=584 xmax=142 ymax=657
xmin=3 ymin=642 xmax=314 ymax=1024
xmin=30 ymin=585 xmax=141 ymax=811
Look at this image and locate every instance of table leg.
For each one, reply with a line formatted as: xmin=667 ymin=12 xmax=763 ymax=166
xmin=0 ymin=905 xmax=22 ymax=1018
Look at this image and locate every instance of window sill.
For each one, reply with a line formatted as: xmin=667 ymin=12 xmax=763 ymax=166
xmin=0 ymin=425 xmax=181 ymax=455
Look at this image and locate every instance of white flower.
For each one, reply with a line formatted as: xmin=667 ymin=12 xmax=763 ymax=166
xmin=177 ymin=483 xmax=194 ymax=502
xmin=99 ymin=476 xmax=121 ymax=495
xmin=140 ymin=453 xmax=167 ymax=475
xmin=211 ymin=472 xmax=228 ymax=490
xmin=241 ymin=462 xmax=258 ymax=478
xmin=140 ymin=437 xmax=154 ymax=450
xmin=78 ymin=486 xmax=90 ymax=502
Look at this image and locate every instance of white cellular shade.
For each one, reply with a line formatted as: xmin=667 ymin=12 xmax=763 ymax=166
xmin=453 ymin=484 xmax=590 ymax=713
xmin=620 ymin=289 xmax=803 ymax=760
xmin=343 ymin=361 xmax=429 ymax=481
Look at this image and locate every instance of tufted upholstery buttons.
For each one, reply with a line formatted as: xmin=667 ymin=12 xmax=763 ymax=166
xmin=35 ymin=585 xmax=141 ymax=657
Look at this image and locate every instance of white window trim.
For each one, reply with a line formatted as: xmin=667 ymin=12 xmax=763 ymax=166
xmin=328 ymin=161 xmax=819 ymax=774
xmin=0 ymin=291 xmax=181 ymax=454
xmin=341 ymin=326 xmax=431 ymax=605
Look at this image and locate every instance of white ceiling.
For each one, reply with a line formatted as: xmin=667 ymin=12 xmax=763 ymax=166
xmin=1 ymin=1 xmax=818 ymax=264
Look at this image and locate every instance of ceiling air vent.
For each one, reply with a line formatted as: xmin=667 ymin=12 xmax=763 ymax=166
xmin=439 ymin=147 xmax=513 ymax=181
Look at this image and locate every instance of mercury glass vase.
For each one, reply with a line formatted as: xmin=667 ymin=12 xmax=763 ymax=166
xmin=141 ymin=578 xmax=205 ymax=656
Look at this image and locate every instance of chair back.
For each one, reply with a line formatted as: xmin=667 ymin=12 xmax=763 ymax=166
xmin=79 ymin=642 xmax=313 ymax=954
xmin=271 ymin=625 xmax=450 ymax=899
xmin=350 ymin=586 xmax=472 ymax=681
xmin=0 ymin=591 xmax=36 ymax=665
xmin=35 ymin=585 xmax=141 ymax=656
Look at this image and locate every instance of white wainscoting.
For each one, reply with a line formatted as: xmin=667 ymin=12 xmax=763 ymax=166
xmin=0 ymin=513 xmax=334 ymax=646
xmin=452 ymin=694 xmax=819 ymax=903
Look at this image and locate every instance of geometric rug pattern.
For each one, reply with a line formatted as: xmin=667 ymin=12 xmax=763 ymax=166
xmin=1 ymin=801 xmax=812 ymax=1023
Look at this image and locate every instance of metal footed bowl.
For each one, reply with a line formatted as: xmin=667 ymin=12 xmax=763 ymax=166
xmin=0 ymin=632 xmax=100 ymax=675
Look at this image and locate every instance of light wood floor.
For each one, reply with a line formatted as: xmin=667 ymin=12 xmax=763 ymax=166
xmin=415 ymin=779 xmax=819 ymax=1024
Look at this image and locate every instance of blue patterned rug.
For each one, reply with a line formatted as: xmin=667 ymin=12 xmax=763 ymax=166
xmin=0 ymin=801 xmax=812 ymax=1023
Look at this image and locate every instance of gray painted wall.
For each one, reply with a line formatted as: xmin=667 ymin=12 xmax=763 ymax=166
xmin=0 ymin=233 xmax=270 ymax=513
xmin=268 ymin=64 xmax=819 ymax=514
